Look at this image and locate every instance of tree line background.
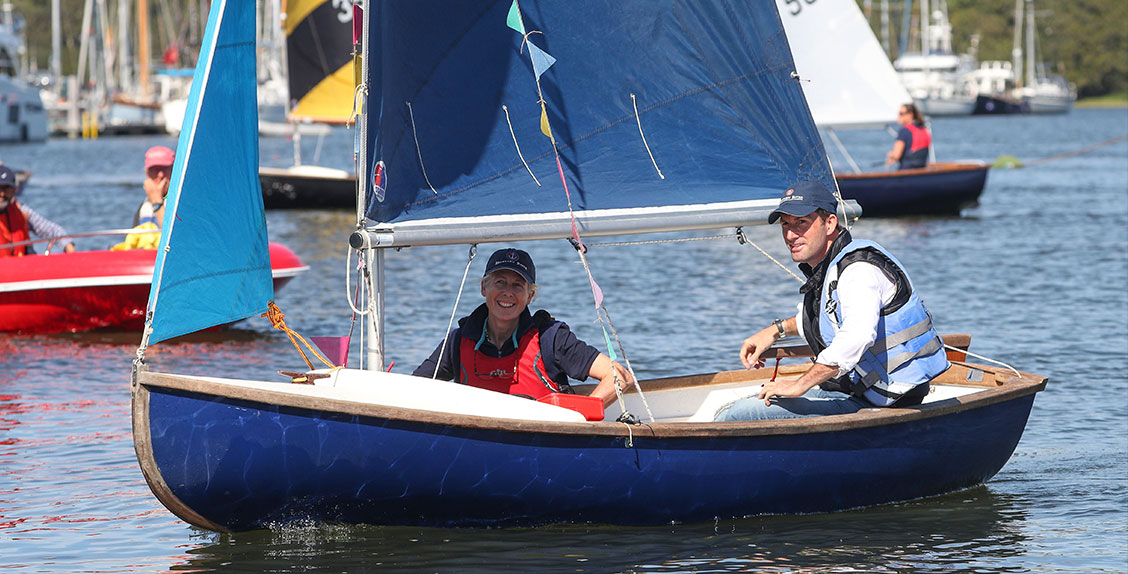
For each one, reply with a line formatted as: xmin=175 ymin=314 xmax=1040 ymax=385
xmin=8 ymin=0 xmax=1126 ymax=99
xmin=860 ymin=0 xmax=1126 ymax=98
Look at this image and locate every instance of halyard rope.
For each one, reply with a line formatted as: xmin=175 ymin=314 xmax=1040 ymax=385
xmin=345 ymin=245 xmax=371 ymax=315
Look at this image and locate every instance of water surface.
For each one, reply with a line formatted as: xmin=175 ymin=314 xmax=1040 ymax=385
xmin=2 ymin=108 xmax=1126 ymax=573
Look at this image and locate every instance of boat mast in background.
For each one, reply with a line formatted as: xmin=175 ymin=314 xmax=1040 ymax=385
xmin=1012 ymin=0 xmax=1076 ymax=113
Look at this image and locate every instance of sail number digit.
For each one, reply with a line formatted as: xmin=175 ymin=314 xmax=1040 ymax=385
xmin=783 ymin=0 xmax=817 ymax=16
xmin=331 ymin=0 xmax=353 ymax=23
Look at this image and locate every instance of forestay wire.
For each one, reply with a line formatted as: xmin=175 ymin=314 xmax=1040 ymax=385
xmin=433 ymin=245 xmax=479 ymax=380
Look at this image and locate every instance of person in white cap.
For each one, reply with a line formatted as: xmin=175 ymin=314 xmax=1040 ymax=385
xmin=133 ymin=145 xmax=175 ymax=227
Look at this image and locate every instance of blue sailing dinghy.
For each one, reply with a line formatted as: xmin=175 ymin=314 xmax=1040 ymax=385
xmin=131 ymin=0 xmax=1045 ymax=532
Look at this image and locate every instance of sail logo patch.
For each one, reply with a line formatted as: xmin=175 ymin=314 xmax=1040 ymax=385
xmin=372 ymin=161 xmax=386 ymax=202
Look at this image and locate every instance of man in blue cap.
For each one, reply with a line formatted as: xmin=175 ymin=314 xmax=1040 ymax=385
xmin=414 ymin=247 xmax=634 ymax=411
xmin=716 ymin=180 xmax=949 ymax=420
xmin=0 ymin=165 xmax=75 ymax=256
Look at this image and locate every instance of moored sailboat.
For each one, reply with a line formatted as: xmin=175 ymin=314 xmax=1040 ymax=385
xmin=257 ymin=0 xmax=358 ymax=209
xmin=778 ymin=0 xmax=990 ymax=216
xmin=131 ymin=0 xmax=1045 ymax=532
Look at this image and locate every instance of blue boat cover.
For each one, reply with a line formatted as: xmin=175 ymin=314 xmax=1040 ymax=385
xmin=364 ymin=0 xmax=833 ymax=223
xmin=145 ymin=0 xmax=272 ymax=345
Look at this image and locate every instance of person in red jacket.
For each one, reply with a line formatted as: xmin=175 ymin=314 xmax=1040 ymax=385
xmin=0 ymin=166 xmax=75 ymax=256
xmin=414 ymin=248 xmax=634 ymax=408
xmin=885 ymin=103 xmax=932 ymax=169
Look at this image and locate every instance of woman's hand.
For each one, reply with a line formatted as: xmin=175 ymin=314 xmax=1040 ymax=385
xmin=588 ymin=355 xmax=634 ymax=407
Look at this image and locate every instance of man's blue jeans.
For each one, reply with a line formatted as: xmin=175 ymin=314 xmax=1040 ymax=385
xmin=714 ymin=387 xmax=872 ymax=421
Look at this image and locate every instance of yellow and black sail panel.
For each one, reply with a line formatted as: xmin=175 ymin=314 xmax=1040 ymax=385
xmin=286 ymin=0 xmax=354 ymax=124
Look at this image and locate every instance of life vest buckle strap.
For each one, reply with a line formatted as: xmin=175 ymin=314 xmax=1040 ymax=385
xmin=871 ymin=314 xmax=935 ymax=355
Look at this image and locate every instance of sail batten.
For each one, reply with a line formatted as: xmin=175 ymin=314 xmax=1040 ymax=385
xmin=363 ymin=1 xmax=834 ymax=226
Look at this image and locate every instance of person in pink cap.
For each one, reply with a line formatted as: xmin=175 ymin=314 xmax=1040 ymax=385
xmin=133 ymin=145 xmax=175 ymax=227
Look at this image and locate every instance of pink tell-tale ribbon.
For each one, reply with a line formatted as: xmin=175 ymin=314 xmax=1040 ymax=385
xmin=352 ymin=5 xmax=363 ymax=43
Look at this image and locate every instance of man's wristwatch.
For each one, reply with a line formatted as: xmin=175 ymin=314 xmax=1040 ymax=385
xmin=773 ymin=318 xmax=786 ymax=338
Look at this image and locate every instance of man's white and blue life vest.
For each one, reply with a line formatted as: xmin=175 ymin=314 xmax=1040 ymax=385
xmin=817 ymin=239 xmax=949 ymax=406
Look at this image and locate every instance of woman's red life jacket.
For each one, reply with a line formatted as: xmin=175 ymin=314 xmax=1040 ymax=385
xmin=905 ymin=122 xmax=932 ymax=152
xmin=0 ymin=200 xmax=29 ymax=257
xmin=459 ymin=328 xmax=561 ymax=399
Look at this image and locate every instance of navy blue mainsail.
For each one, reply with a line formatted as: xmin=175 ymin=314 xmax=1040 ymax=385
xmin=363 ymin=1 xmax=833 ymax=224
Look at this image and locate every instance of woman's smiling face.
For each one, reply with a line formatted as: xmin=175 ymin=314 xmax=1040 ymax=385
xmin=481 ymin=269 xmax=533 ymax=323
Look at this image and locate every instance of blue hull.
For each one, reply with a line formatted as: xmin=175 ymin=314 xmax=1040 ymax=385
xmin=836 ymin=162 xmax=989 ymax=217
xmin=133 ymin=373 xmax=1041 ymax=532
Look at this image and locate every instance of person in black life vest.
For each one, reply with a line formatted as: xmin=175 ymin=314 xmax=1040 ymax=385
xmin=413 ymin=248 xmax=634 ymax=408
xmin=885 ymin=103 xmax=931 ymax=169
xmin=715 ymin=180 xmax=949 ymax=421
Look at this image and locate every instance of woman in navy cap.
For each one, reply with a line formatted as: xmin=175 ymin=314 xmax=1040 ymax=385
xmin=414 ymin=247 xmax=634 ymax=408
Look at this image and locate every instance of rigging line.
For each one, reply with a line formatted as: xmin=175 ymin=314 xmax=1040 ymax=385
xmin=630 ymin=93 xmax=665 ymax=179
xmin=344 ymin=245 xmax=371 ymax=316
xmin=433 ymin=244 xmax=478 ymax=380
xmin=565 ymin=237 xmax=651 ymax=422
xmin=1024 ymin=133 xmax=1128 ymax=167
xmin=585 ymin=233 xmax=738 ymax=248
xmin=947 ymin=345 xmax=1021 ymax=377
xmin=736 ymin=227 xmax=804 ymax=284
xmin=600 ymin=305 xmax=655 ymax=422
xmin=512 ymin=9 xmax=644 ymax=417
xmin=502 ymin=105 xmax=542 ymax=186
xmin=348 ymin=83 xmax=365 ymax=127
xmin=405 ymin=101 xmax=438 ymax=195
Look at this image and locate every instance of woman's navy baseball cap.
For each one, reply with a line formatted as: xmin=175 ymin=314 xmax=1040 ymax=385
xmin=484 ymin=248 xmax=536 ymax=284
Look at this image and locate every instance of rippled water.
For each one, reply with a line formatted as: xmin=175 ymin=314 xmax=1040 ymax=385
xmin=2 ymin=108 xmax=1126 ymax=573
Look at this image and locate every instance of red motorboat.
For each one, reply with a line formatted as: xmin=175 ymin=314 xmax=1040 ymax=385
xmin=0 ymin=242 xmax=307 ymax=334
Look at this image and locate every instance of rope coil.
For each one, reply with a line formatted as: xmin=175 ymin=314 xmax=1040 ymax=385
xmin=262 ymin=301 xmax=340 ymax=371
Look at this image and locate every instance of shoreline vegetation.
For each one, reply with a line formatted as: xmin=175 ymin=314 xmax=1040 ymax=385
xmin=1076 ymin=92 xmax=1128 ymax=108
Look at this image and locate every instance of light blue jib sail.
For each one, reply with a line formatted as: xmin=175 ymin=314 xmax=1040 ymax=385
xmin=363 ymin=1 xmax=834 ymax=226
xmin=144 ymin=0 xmax=270 ymax=345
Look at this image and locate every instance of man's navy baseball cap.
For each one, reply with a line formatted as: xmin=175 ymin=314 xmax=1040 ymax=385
xmin=0 ymin=166 xmax=16 ymax=188
xmin=767 ymin=180 xmax=840 ymax=223
xmin=484 ymin=248 xmax=536 ymax=284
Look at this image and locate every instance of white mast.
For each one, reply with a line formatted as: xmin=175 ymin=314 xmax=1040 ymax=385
xmin=356 ymin=0 xmax=383 ymax=371
xmin=1025 ymin=0 xmax=1035 ymax=89
xmin=50 ymin=0 xmax=61 ymax=82
xmin=117 ymin=0 xmax=131 ymax=92
xmin=1012 ymin=0 xmax=1024 ymax=89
